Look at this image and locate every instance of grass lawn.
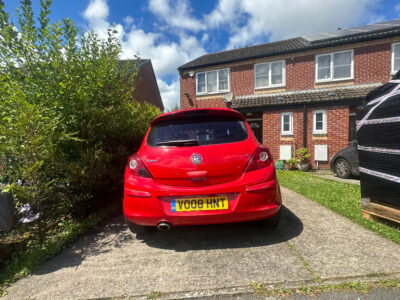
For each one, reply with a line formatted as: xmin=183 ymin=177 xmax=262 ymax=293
xmin=276 ymin=170 xmax=400 ymax=245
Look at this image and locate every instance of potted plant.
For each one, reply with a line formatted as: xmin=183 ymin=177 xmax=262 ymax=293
xmin=295 ymin=148 xmax=311 ymax=171
xmin=286 ymin=158 xmax=298 ymax=170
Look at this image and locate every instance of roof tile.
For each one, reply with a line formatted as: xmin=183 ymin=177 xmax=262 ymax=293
xmin=231 ymin=83 xmax=381 ymax=109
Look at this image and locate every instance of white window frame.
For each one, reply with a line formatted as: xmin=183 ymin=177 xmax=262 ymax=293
xmin=196 ymin=68 xmax=230 ymax=95
xmin=313 ymin=110 xmax=327 ymax=134
xmin=391 ymin=42 xmax=400 ymax=75
xmin=280 ymin=112 xmax=293 ymax=135
xmin=254 ymin=60 xmax=286 ymax=89
xmin=315 ymin=50 xmax=354 ymax=83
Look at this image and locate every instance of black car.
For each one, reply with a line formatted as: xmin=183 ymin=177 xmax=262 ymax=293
xmin=330 ymin=140 xmax=359 ymax=179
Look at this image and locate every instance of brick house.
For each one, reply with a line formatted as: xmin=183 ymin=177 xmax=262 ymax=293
xmin=121 ymin=59 xmax=164 ymax=112
xmin=178 ymin=19 xmax=400 ymax=169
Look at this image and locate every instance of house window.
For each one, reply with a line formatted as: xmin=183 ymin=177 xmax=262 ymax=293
xmin=313 ymin=110 xmax=327 ymax=134
xmin=255 ymin=60 xmax=285 ymax=89
xmin=392 ymin=42 xmax=400 ymax=74
xmin=196 ymin=69 xmax=230 ymax=94
xmin=316 ymin=50 xmax=353 ymax=82
xmin=281 ymin=112 xmax=293 ymax=135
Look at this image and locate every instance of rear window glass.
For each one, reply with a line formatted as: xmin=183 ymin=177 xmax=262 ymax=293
xmin=147 ymin=116 xmax=248 ymax=147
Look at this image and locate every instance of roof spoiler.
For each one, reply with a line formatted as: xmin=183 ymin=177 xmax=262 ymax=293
xmin=151 ymin=108 xmax=246 ymax=126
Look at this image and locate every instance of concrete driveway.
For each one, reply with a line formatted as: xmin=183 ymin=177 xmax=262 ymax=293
xmin=4 ymin=187 xmax=400 ymax=299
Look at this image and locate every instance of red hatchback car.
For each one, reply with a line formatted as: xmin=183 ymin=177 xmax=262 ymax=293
xmin=123 ymin=108 xmax=282 ymax=232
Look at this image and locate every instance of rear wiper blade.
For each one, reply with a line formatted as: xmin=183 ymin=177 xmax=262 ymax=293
xmin=156 ymin=139 xmax=199 ymax=146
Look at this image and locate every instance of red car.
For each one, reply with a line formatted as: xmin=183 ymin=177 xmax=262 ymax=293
xmin=123 ymin=108 xmax=282 ymax=232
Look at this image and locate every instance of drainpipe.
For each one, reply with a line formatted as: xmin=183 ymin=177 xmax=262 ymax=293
xmin=303 ymin=104 xmax=307 ymax=148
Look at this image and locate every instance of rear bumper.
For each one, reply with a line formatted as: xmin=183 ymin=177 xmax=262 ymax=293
xmin=123 ymin=165 xmax=281 ymax=227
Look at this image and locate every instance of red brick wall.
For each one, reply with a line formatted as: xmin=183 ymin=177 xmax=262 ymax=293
xmin=354 ymin=43 xmax=391 ymax=84
xmin=286 ymin=54 xmax=315 ymax=90
xmin=231 ymin=64 xmax=254 ymax=96
xmin=135 ymin=63 xmax=164 ymax=111
xmin=262 ymin=109 xmax=304 ymax=163
xmin=262 ymin=105 xmax=349 ymax=169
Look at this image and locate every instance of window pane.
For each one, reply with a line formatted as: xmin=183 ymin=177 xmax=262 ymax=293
xmin=255 ymin=64 xmax=269 ymax=88
xmin=394 ymin=58 xmax=400 ymax=73
xmin=315 ymin=112 xmax=324 ymax=131
xmin=333 ymin=51 xmax=351 ymax=66
xmin=197 ymin=73 xmax=205 ymax=93
xmin=394 ymin=44 xmax=400 ymax=59
xmin=271 ymin=74 xmax=283 ymax=85
xmin=207 ymin=71 xmax=217 ymax=93
xmin=318 ymin=55 xmax=331 ymax=68
xmin=333 ymin=65 xmax=351 ymax=78
xmin=255 ymin=64 xmax=269 ymax=76
xmin=283 ymin=123 xmax=290 ymax=132
xmin=255 ymin=76 xmax=268 ymax=88
xmin=271 ymin=61 xmax=282 ymax=74
xmin=333 ymin=52 xmax=351 ymax=79
xmin=318 ymin=68 xmax=330 ymax=80
xmin=394 ymin=44 xmax=400 ymax=72
xmin=218 ymin=69 xmax=228 ymax=91
xmin=282 ymin=114 xmax=290 ymax=132
xmin=271 ymin=61 xmax=283 ymax=85
xmin=317 ymin=55 xmax=331 ymax=80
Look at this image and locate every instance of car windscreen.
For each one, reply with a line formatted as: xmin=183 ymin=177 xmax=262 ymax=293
xmin=147 ymin=116 xmax=248 ymax=147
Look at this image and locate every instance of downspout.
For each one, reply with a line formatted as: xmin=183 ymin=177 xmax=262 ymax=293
xmin=303 ymin=104 xmax=307 ymax=148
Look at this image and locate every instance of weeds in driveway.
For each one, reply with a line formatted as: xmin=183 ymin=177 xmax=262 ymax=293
xmin=251 ymin=278 xmax=400 ymax=297
xmin=276 ymin=171 xmax=400 ymax=245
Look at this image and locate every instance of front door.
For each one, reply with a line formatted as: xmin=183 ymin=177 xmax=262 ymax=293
xmin=248 ymin=119 xmax=263 ymax=143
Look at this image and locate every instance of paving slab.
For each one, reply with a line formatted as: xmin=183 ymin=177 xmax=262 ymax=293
xmin=4 ymin=187 xmax=400 ymax=299
xmin=283 ymin=187 xmax=400 ymax=279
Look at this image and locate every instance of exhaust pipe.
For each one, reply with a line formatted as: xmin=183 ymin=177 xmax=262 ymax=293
xmin=157 ymin=222 xmax=171 ymax=231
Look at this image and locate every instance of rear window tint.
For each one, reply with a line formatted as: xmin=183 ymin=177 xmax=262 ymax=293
xmin=147 ymin=116 xmax=248 ymax=147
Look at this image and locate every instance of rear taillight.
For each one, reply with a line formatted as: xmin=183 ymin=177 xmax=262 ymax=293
xmin=127 ymin=154 xmax=152 ymax=178
xmin=244 ymin=145 xmax=273 ymax=173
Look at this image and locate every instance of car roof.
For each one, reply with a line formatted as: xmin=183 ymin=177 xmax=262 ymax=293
xmin=151 ymin=108 xmax=246 ymax=126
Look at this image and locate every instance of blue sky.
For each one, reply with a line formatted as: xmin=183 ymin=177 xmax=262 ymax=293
xmin=3 ymin=0 xmax=400 ymax=110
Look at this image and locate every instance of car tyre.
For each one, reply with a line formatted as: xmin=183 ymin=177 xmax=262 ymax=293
xmin=335 ymin=158 xmax=351 ymax=179
xmin=125 ymin=217 xmax=155 ymax=234
xmin=257 ymin=209 xmax=281 ymax=229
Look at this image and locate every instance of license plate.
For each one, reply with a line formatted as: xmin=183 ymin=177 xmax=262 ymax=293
xmin=171 ymin=196 xmax=228 ymax=212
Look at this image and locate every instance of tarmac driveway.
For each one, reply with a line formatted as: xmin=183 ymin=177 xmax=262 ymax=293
xmin=4 ymin=187 xmax=400 ymax=299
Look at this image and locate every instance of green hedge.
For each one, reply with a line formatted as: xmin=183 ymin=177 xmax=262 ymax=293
xmin=0 ymin=0 xmax=160 ymax=232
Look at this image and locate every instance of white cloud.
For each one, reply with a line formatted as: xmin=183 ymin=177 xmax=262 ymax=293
xmin=120 ymin=30 xmax=205 ymax=78
xmin=83 ymin=0 xmax=205 ymax=111
xmin=123 ymin=16 xmax=134 ymax=26
xmin=148 ymin=0 xmax=206 ymax=32
xmin=83 ymin=0 xmax=110 ymax=39
xmin=206 ymin=0 xmax=381 ymax=49
xmin=157 ymin=77 xmax=180 ymax=111
xmin=396 ymin=3 xmax=400 ymax=15
xmin=205 ymin=0 xmax=242 ymax=29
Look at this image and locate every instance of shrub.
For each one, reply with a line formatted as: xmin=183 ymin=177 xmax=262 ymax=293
xmin=0 ymin=0 xmax=160 ymax=233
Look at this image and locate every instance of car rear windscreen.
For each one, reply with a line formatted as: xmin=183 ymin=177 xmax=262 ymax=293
xmin=147 ymin=116 xmax=248 ymax=147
